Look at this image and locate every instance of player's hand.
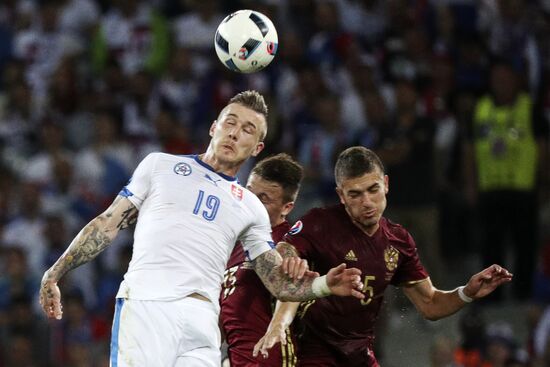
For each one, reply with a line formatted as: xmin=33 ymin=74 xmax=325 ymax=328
xmin=281 ymin=256 xmax=319 ymax=280
xmin=327 ymin=263 xmax=364 ymax=299
xmin=463 ymin=264 xmax=513 ymax=300
xmin=39 ymin=280 xmax=63 ymax=320
xmin=252 ymin=324 xmax=287 ymax=359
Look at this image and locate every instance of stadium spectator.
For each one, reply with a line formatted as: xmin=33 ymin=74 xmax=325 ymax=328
xmin=464 ymin=61 xmax=549 ymax=300
xmin=91 ymin=0 xmax=170 ymax=76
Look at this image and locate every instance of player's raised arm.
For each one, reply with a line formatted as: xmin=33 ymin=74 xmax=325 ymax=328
xmin=251 ymin=246 xmax=365 ymax=302
xmin=39 ymin=195 xmax=138 ymax=320
xmin=402 ymin=264 xmax=513 ymax=321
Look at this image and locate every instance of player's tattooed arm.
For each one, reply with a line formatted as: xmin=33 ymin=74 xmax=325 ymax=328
xmin=41 ymin=196 xmax=137 ymax=284
xmin=275 ymin=241 xmax=299 ymax=258
xmin=252 ymin=249 xmax=318 ymax=301
xmin=40 ymin=196 xmax=138 ymax=319
xmin=275 ymin=241 xmax=311 ymax=279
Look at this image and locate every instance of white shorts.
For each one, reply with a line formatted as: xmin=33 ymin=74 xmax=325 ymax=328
xmin=110 ymin=297 xmax=221 ymax=367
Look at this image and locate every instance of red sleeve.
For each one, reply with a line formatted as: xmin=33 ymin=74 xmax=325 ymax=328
xmin=390 ymin=231 xmax=429 ymax=286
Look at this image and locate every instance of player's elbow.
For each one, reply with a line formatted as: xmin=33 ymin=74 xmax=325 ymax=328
xmin=271 ymin=290 xmax=295 ymax=302
xmin=418 ymin=307 xmax=442 ymax=321
xmin=271 ymin=289 xmax=312 ymax=302
xmin=423 ymin=312 xmax=442 ymax=322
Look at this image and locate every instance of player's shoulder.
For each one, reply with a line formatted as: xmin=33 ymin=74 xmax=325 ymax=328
xmin=380 ymin=217 xmax=413 ymax=244
xmin=140 ymin=152 xmax=196 ymax=164
xmin=306 ymin=204 xmax=348 ymax=223
xmin=288 ymin=204 xmax=343 ymax=235
xmin=142 ymin=152 xmax=199 ymax=172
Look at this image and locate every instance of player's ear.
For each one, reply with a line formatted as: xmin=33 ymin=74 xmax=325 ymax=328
xmin=384 ymin=175 xmax=389 ymax=194
xmin=281 ymin=201 xmax=294 ymax=217
xmin=251 ymin=141 xmax=264 ymax=157
xmin=209 ymin=120 xmax=217 ymax=137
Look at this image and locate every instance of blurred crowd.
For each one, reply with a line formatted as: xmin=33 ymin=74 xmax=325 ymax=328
xmin=0 ymin=0 xmax=549 ymax=366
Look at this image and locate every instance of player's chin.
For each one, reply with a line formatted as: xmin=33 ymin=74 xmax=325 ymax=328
xmin=359 ymin=216 xmax=378 ymax=228
xmin=219 ymin=150 xmax=240 ymax=163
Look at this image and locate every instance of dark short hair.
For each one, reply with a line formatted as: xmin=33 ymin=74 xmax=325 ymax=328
xmin=334 ymin=146 xmax=385 ymax=186
xmin=229 ymin=90 xmax=269 ymax=140
xmin=251 ymin=153 xmax=303 ymax=203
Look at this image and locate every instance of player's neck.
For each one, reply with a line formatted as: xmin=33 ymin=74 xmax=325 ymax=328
xmin=199 ymin=151 xmax=241 ymax=177
xmin=272 ymin=217 xmax=286 ymax=228
xmin=350 ymin=217 xmax=379 ymax=237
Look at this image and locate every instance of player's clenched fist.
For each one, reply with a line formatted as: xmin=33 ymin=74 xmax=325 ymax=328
xmin=39 ymin=280 xmax=63 ymax=320
xmin=326 ymin=263 xmax=365 ymax=299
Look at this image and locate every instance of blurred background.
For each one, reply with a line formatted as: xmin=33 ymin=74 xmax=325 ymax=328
xmin=0 ymin=0 xmax=548 ymax=366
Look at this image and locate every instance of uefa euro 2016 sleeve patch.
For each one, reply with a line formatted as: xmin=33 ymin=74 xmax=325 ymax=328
xmin=288 ymin=220 xmax=303 ymax=235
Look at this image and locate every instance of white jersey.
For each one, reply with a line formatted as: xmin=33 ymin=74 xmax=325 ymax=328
xmin=116 ymin=153 xmax=274 ymax=310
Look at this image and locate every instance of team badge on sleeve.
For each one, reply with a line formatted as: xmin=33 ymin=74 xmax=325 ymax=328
xmin=288 ymin=220 xmax=303 ymax=235
xmin=174 ymin=162 xmax=192 ymax=176
xmin=231 ymin=184 xmax=243 ymax=201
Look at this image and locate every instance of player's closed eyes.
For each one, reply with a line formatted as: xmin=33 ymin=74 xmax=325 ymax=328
xmin=225 ymin=119 xmax=254 ymax=135
xmin=257 ymin=194 xmax=272 ymax=204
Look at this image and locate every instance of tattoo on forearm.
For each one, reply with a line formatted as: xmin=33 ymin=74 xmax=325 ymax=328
xmin=117 ymin=207 xmax=138 ymax=229
xmin=252 ymin=250 xmax=316 ymax=302
xmin=44 ymin=222 xmax=113 ymax=282
xmin=276 ymin=242 xmax=299 ymax=258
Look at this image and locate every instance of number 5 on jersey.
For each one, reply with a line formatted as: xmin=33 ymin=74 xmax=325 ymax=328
xmin=361 ymin=275 xmax=376 ymax=306
xmin=193 ymin=190 xmax=220 ymax=221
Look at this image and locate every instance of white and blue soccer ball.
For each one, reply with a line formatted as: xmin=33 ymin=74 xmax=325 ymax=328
xmin=214 ymin=10 xmax=278 ymax=74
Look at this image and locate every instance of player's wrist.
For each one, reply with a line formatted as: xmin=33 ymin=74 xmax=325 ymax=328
xmin=457 ymin=286 xmax=473 ymax=303
xmin=312 ymin=275 xmax=332 ymax=298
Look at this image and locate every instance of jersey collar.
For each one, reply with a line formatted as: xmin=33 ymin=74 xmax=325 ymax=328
xmin=193 ymin=155 xmax=238 ymax=182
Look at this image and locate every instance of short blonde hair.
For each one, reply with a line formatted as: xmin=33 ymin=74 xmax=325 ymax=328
xmin=229 ymin=90 xmax=268 ymax=140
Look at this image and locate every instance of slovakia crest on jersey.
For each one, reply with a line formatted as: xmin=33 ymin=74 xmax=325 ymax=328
xmin=174 ymin=162 xmax=192 ymax=176
xmin=231 ymin=184 xmax=243 ymax=201
xmin=288 ymin=220 xmax=303 ymax=235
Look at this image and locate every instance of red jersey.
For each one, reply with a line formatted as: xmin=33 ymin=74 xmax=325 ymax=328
xmin=285 ymin=205 xmax=428 ymax=367
xmin=220 ymin=221 xmax=296 ymax=366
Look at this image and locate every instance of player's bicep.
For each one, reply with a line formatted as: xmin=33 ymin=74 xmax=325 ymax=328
xmin=100 ymin=195 xmax=139 ymax=232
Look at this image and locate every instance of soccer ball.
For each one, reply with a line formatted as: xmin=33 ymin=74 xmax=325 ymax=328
xmin=214 ymin=10 xmax=278 ymax=74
